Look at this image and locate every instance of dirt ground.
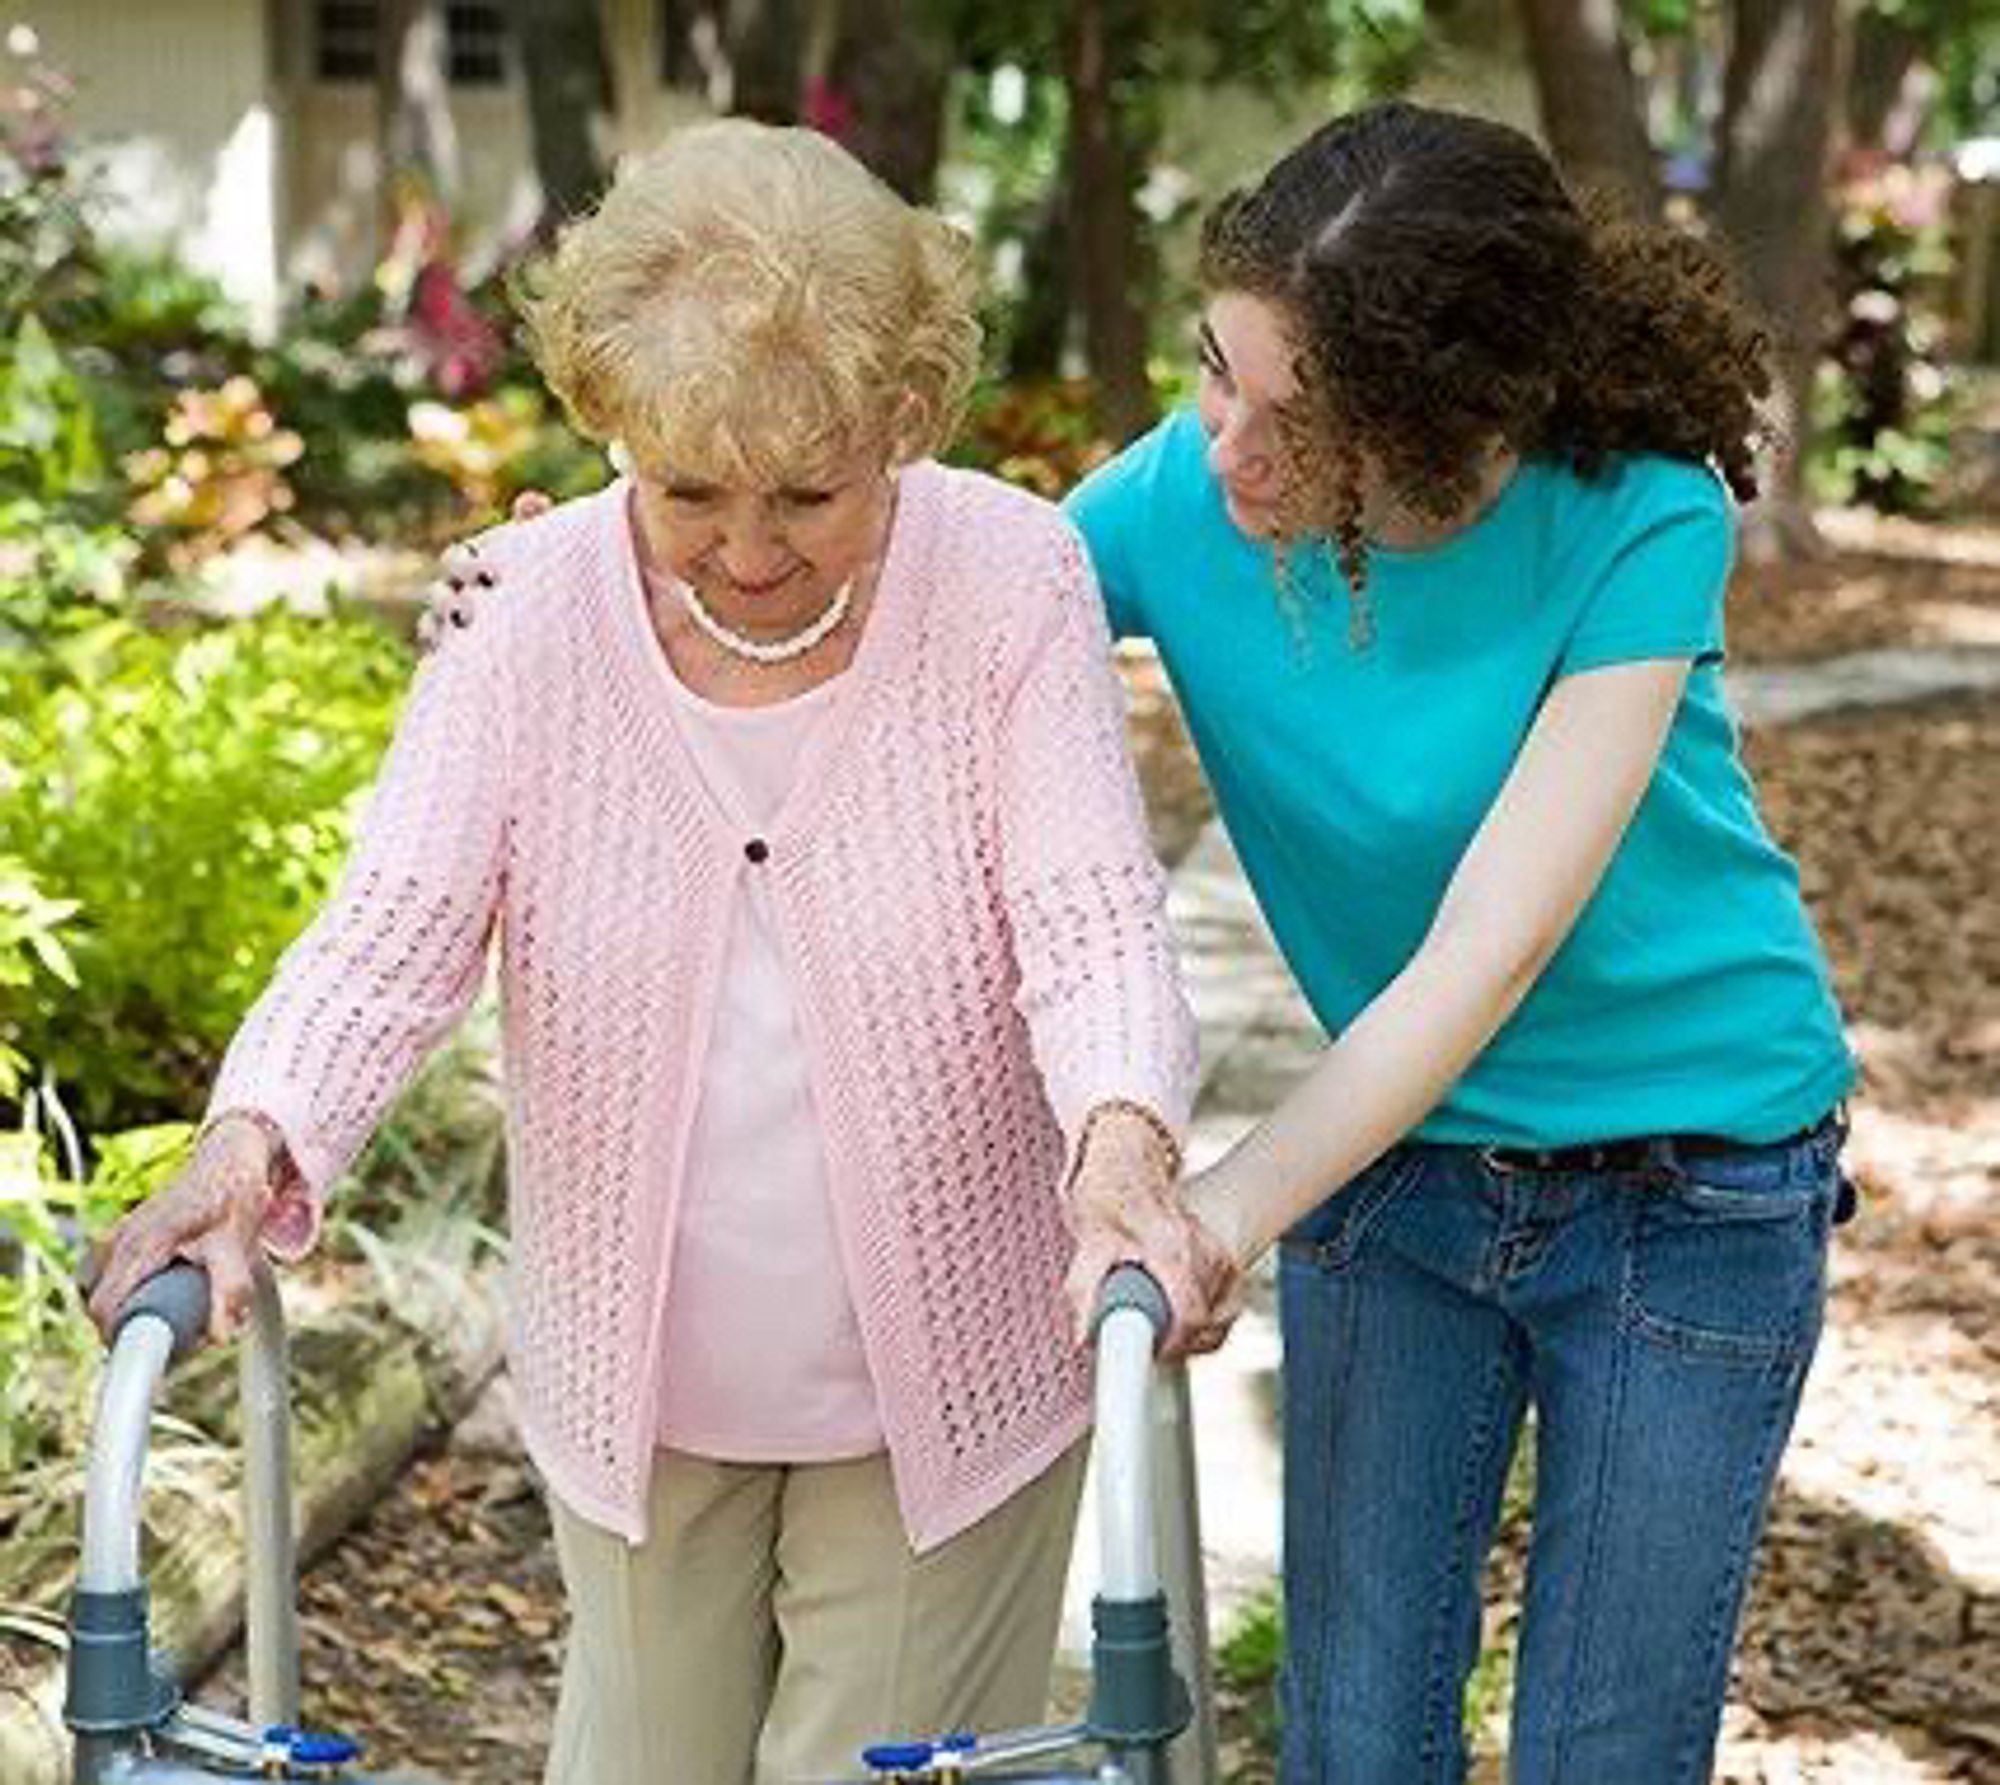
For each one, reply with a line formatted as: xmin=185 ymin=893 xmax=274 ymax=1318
xmin=192 ymin=535 xmax=1998 ymax=1784
xmin=1726 ymin=512 xmax=2000 ymax=664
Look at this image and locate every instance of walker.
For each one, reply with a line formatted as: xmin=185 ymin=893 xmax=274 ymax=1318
xmin=66 ymin=1262 xmax=1217 ymax=1784
xmin=834 ymin=1265 xmax=1216 ymax=1784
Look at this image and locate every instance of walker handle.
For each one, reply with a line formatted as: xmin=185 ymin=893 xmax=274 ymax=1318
xmin=1089 ymin=1263 xmax=1171 ymax=1347
xmin=111 ymin=1262 xmax=212 ymax=1368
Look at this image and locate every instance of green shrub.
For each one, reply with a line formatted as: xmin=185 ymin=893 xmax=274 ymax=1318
xmin=0 ymin=1107 xmax=193 ymax=1479
xmin=954 ymin=376 xmax=1113 ymax=497
xmin=0 ymin=607 xmax=411 ymax=1133
xmin=1810 ymin=158 xmax=1960 ymax=514
xmin=0 ymin=310 xmax=106 ymax=504
xmin=0 ymin=856 xmax=79 ymax=1101
xmin=1215 ymin=1586 xmax=1284 ymax=1772
xmin=0 ymin=849 xmax=191 ymax=1478
xmin=406 ymin=385 xmax=610 ymax=530
xmin=0 ymin=498 xmax=139 ymax=649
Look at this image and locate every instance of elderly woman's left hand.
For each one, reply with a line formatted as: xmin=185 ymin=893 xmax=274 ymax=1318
xmin=1062 ymin=1109 xmax=1244 ymax=1360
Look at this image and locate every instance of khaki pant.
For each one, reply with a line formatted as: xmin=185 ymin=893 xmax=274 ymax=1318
xmin=544 ymin=1443 xmax=1087 ymax=1785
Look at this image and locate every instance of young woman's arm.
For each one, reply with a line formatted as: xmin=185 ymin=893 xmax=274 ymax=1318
xmin=1180 ymin=657 xmax=1689 ymax=1268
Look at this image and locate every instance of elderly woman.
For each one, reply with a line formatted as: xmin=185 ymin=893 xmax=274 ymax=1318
xmin=87 ymin=120 xmax=1223 ymax=1785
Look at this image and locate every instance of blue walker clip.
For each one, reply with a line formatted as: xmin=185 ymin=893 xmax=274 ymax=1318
xmin=261 ymin=1723 xmax=364 ymax=1776
xmin=860 ymin=1730 xmax=978 ymax=1776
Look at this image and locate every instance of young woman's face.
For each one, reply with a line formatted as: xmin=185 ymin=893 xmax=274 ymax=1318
xmin=1194 ymin=292 xmax=1305 ymax=539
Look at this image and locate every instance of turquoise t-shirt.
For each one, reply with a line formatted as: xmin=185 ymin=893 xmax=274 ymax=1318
xmin=1065 ymin=407 xmax=1854 ymax=1147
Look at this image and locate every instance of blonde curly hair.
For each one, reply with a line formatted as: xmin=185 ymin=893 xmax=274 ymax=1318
xmin=518 ymin=119 xmax=982 ymax=485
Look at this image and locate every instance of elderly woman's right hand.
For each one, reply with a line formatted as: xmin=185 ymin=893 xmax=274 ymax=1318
xmin=1062 ymin=1108 xmax=1244 ymax=1360
xmin=85 ymin=1114 xmax=279 ymax=1348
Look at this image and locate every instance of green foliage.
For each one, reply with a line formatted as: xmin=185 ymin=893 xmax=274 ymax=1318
xmin=0 ymin=34 xmax=96 ymax=321
xmin=0 ymin=839 xmax=186 ymax=1481
xmin=407 ymin=386 xmax=610 ymax=529
xmin=942 ymin=0 xmax=1429 ymax=388
xmin=955 ymin=366 xmax=1199 ymax=495
xmin=81 ymin=244 xmax=247 ymax=357
xmin=251 ymin=292 xmax=460 ymax=540
xmin=0 ymin=498 xmax=138 ymax=648
xmin=3 ymin=36 xmax=249 ymax=472
xmin=1854 ymin=0 xmax=2000 ymax=140
xmin=1213 ymin=1586 xmax=1527 ymax=1773
xmin=938 ymin=0 xmax=1423 ymax=99
xmin=0 ymin=608 xmax=411 ymax=1134
xmin=1 ymin=35 xmax=578 ymax=552
xmin=955 ymin=377 xmax=1114 ymax=494
xmin=1216 ymin=1586 xmax=1285 ymax=1769
xmin=0 ymin=1101 xmax=192 ymax=1479
xmin=0 ymin=858 xmax=79 ymax=1101
xmin=1810 ymin=160 xmax=1961 ymax=513
xmin=244 ymin=284 xmax=611 ymax=546
xmin=0 ymin=310 xmax=105 ymax=502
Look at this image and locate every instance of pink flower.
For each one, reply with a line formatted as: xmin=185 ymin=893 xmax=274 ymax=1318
xmin=802 ymin=75 xmax=858 ymax=144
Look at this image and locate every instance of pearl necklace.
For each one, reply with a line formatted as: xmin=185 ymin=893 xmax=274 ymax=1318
xmin=675 ymin=574 xmax=854 ymax=665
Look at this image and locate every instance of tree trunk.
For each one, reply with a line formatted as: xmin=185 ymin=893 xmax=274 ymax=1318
xmin=1716 ymin=0 xmax=1844 ymax=551
xmin=1847 ymin=11 xmax=1931 ymax=154
xmin=1006 ymin=177 xmax=1073 ymax=381
xmin=825 ymin=0 xmax=952 ymax=202
xmin=1061 ymin=0 xmax=1156 ymax=444
xmin=658 ymin=0 xmax=722 ymax=97
xmin=723 ymin=0 xmax=810 ymax=120
xmin=507 ymin=0 xmax=614 ymax=231
xmin=1514 ymin=0 xmax=1661 ymax=211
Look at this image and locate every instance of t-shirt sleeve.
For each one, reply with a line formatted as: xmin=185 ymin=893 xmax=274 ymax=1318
xmin=1062 ymin=437 xmax=1155 ymax=643
xmin=1557 ymin=463 xmax=1734 ymax=677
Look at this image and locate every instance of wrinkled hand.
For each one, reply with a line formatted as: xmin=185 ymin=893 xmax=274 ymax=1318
xmin=85 ymin=1116 xmax=278 ymax=1348
xmin=1063 ymin=1118 xmax=1244 ymax=1360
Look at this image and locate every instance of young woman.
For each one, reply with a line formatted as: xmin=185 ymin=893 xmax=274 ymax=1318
xmin=1064 ymin=101 xmax=1856 ymax=1784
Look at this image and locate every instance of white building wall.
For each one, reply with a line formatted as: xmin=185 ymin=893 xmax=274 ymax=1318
xmin=18 ymin=0 xmax=714 ymax=314
xmin=17 ymin=0 xmax=283 ymax=333
xmin=277 ymin=0 xmax=708 ymax=293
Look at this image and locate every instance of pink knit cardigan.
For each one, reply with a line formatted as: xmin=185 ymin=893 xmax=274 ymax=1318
xmin=208 ymin=462 xmax=1198 ymax=1550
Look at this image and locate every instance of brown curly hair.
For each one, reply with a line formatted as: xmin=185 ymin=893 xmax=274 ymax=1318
xmin=1198 ymin=102 xmax=1773 ymax=591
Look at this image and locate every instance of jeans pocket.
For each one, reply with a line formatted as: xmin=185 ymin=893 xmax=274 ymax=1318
xmin=1625 ymin=1156 xmax=1834 ymax=1366
xmin=1279 ymin=1146 xmax=1425 ymax=1275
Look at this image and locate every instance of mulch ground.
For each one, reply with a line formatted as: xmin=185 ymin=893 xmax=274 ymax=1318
xmin=1726 ymin=513 xmax=2000 ymax=664
xmin=195 ymin=1438 xmax=562 ymax=1784
xmin=183 ymin=539 xmax=1996 ymax=1785
xmin=1714 ymin=692 xmax=2000 ymax=1785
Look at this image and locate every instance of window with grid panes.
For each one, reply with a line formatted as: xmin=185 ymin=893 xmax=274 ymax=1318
xmin=445 ymin=2 xmax=506 ymax=84
xmin=311 ymin=1 xmax=510 ymax=85
xmin=316 ymin=0 xmax=375 ymax=80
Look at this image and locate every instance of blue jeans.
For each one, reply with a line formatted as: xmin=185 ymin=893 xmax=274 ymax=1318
xmin=1276 ymin=1118 xmax=1846 ymax=1784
